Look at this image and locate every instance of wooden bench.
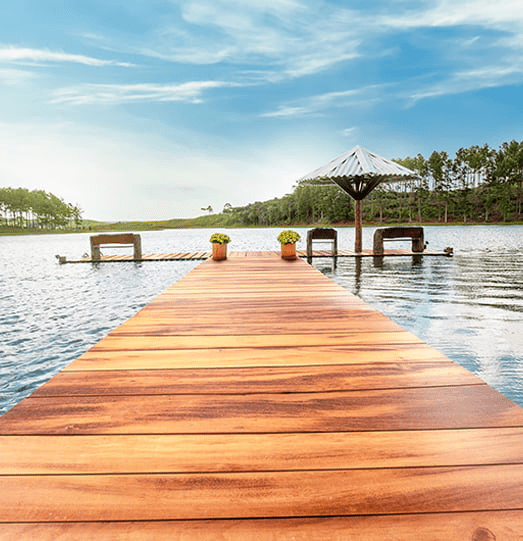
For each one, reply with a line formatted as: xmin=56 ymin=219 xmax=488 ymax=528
xmin=90 ymin=233 xmax=142 ymax=261
xmin=373 ymin=227 xmax=424 ymax=256
xmin=306 ymin=228 xmax=338 ymax=258
xmin=306 ymin=228 xmax=338 ymax=266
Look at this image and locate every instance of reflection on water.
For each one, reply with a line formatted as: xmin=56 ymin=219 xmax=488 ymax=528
xmin=0 ymin=225 xmax=522 ymax=414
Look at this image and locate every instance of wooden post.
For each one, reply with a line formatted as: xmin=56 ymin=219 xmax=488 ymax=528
xmin=133 ymin=235 xmax=142 ymax=260
xmin=373 ymin=229 xmax=384 ymax=255
xmin=90 ymin=237 xmax=101 ymax=261
xmin=355 ymin=199 xmax=362 ymax=253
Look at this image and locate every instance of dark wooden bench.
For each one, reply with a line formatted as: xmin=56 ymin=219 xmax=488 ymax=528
xmin=90 ymin=233 xmax=142 ymax=261
xmin=373 ymin=227 xmax=424 ymax=255
xmin=307 ymin=228 xmax=337 ymax=262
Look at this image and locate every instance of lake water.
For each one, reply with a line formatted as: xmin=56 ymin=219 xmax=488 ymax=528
xmin=0 ymin=225 xmax=521 ymax=414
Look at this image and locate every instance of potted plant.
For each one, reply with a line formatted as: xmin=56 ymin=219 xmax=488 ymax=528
xmin=277 ymin=230 xmax=301 ymax=260
xmin=210 ymin=232 xmax=231 ymax=261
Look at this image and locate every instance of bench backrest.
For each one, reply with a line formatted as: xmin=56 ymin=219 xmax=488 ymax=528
xmin=379 ymin=227 xmax=423 ymax=239
xmin=307 ymin=228 xmax=338 ymax=257
xmin=90 ymin=233 xmax=142 ymax=261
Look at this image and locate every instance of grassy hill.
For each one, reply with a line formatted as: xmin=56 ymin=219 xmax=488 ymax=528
xmin=83 ymin=213 xmax=242 ymax=232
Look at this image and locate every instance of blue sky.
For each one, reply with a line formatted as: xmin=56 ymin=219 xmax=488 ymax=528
xmin=0 ymin=0 xmax=522 ymax=221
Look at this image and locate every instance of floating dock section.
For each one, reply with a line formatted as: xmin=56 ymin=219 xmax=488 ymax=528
xmin=61 ymin=247 xmax=450 ymax=263
xmin=1 ymin=252 xmax=522 ymax=538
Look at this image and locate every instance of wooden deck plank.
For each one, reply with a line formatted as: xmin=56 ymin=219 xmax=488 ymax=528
xmin=3 ymin=428 xmax=523 ymax=475
xmin=33 ymin=361 xmax=483 ymax=396
xmin=0 ymin=512 xmax=520 ymax=541
xmin=89 ymin=331 xmax=425 ymax=351
xmin=65 ymin=344 xmax=452 ymax=370
xmin=2 ymin=385 xmax=521 ymax=435
xmin=2 ymin=465 xmax=523 ymax=522
xmin=108 ymin=318 xmax=407 ymax=336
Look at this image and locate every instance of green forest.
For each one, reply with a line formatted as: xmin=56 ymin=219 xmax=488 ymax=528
xmin=0 ymin=187 xmax=82 ymax=231
xmin=1 ymin=139 xmax=522 ymax=233
xmin=220 ymin=139 xmax=523 ymax=227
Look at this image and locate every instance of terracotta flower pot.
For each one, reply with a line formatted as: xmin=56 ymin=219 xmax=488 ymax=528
xmin=280 ymin=242 xmax=297 ymax=260
xmin=212 ymin=243 xmax=227 ymax=261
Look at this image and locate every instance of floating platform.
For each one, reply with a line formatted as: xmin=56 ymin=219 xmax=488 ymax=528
xmin=60 ymin=248 xmax=451 ymax=263
xmin=1 ymin=252 xmax=519 ymax=539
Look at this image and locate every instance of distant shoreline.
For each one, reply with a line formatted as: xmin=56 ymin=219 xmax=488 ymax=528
xmin=1 ymin=220 xmax=522 ymax=237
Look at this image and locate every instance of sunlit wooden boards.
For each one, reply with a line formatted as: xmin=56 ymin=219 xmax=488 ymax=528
xmin=1 ymin=252 xmax=522 ymax=539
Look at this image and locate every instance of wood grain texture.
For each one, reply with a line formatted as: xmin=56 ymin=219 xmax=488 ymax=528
xmin=1 ymin=253 xmax=522 ymax=536
xmin=2 ymin=385 xmax=521 ymax=435
xmin=66 ymin=344 xmax=451 ymax=370
xmin=0 ymin=512 xmax=521 ymax=541
xmin=2 ymin=465 xmax=523 ymax=522
xmin=90 ymin=330 xmax=424 ymax=351
xmin=35 ymin=361 xmax=483 ymax=396
xmin=2 ymin=428 xmax=523 ymax=475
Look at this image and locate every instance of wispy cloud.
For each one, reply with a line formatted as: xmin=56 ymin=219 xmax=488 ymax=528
xmin=6 ymin=1 xmax=523 ymax=116
xmin=391 ymin=0 xmax=523 ymax=102
xmin=0 ymin=46 xmax=132 ymax=67
xmin=131 ymin=0 xmax=523 ymax=95
xmin=421 ymin=0 xmax=523 ymax=29
xmin=262 ymin=86 xmax=385 ymax=118
xmin=408 ymin=62 xmax=523 ymax=102
xmin=95 ymin=1 xmax=364 ymax=81
xmin=340 ymin=127 xmax=358 ymax=138
xmin=51 ymin=80 xmax=240 ymax=105
xmin=376 ymin=0 xmax=523 ymax=30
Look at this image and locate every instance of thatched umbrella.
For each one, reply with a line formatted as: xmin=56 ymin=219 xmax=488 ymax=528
xmin=299 ymin=145 xmax=418 ymax=252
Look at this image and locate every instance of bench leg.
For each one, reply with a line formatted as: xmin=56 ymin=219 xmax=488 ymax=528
xmin=373 ymin=231 xmax=384 ymax=255
xmin=133 ymin=236 xmax=142 ymax=260
xmin=412 ymin=233 xmax=424 ymax=253
xmin=90 ymin=239 xmax=101 ymax=261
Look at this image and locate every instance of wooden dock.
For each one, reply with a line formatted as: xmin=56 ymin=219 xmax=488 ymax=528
xmin=62 ymin=247 xmax=450 ymax=263
xmin=1 ymin=252 xmax=522 ymax=539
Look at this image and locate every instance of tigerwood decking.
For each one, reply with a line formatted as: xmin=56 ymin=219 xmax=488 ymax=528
xmin=1 ymin=252 xmax=522 ymax=539
xmin=62 ymin=247 xmax=450 ymax=263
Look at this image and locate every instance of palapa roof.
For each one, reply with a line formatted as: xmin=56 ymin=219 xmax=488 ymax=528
xmin=299 ymin=145 xmax=418 ymax=200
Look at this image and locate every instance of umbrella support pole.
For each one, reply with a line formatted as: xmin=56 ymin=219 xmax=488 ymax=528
xmin=355 ymin=199 xmax=362 ymax=253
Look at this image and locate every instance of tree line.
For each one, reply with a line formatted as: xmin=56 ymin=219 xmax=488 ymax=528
xmin=222 ymin=140 xmax=523 ymax=226
xmin=0 ymin=187 xmax=82 ymax=230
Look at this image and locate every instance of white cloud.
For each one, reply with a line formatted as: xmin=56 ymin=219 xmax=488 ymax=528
xmin=262 ymin=106 xmax=312 ymax=119
xmin=408 ymin=61 xmax=523 ymax=102
xmin=132 ymin=0 xmax=523 ymax=103
xmin=0 ymin=45 xmax=132 ymax=67
xmin=51 ymin=80 xmax=239 ymax=105
xmin=262 ymin=86 xmax=385 ymax=118
xmin=376 ymin=0 xmax=523 ymax=30
xmin=341 ymin=127 xmax=358 ymax=138
xmin=423 ymin=0 xmax=523 ymax=28
xmin=363 ymin=0 xmax=523 ymax=103
xmin=106 ymin=0 xmax=364 ymax=81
